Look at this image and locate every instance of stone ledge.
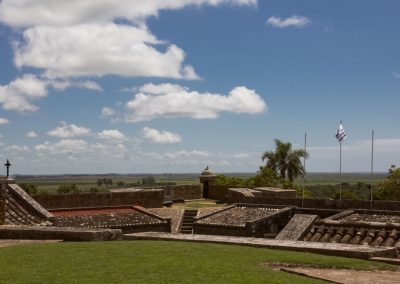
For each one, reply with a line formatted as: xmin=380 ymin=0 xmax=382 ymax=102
xmin=123 ymin=232 xmax=398 ymax=259
xmin=0 ymin=225 xmax=122 ymax=241
xmin=276 ymin=214 xmax=318 ymax=241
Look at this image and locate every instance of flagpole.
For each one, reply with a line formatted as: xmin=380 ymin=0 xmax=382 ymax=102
xmin=302 ymin=132 xmax=307 ymax=208
xmin=339 ymin=138 xmax=342 ymax=206
xmin=370 ymin=130 xmax=374 ymax=210
xmin=339 ymin=120 xmax=342 ymax=208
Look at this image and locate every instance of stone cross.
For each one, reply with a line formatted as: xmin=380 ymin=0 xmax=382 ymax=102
xmin=4 ymin=159 xmax=11 ymax=178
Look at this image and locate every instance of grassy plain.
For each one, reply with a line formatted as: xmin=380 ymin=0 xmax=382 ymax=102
xmin=0 ymin=241 xmax=396 ymax=283
xmin=13 ymin=172 xmax=387 ymax=194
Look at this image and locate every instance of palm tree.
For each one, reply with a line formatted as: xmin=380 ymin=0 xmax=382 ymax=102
xmin=262 ymin=139 xmax=309 ymax=182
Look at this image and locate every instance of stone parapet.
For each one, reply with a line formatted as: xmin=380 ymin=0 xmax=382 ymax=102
xmin=0 ymin=225 xmax=122 ymax=241
xmin=0 ymin=181 xmax=6 ymax=225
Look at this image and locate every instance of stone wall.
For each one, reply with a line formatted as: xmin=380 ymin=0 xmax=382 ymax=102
xmin=243 ymin=196 xmax=400 ymax=211
xmin=208 ymin=184 xmax=229 ymax=200
xmin=0 ymin=225 xmax=122 ymax=241
xmin=0 ymin=182 xmax=5 ymax=225
xmin=194 ymin=205 xmax=294 ymax=237
xmin=162 ymin=185 xmax=201 ymax=200
xmin=33 ymin=189 xmax=163 ymax=209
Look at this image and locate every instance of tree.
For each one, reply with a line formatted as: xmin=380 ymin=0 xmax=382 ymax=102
xmin=374 ymin=165 xmax=400 ymax=201
xmin=262 ymin=139 xmax=309 ymax=182
xmin=57 ymin=184 xmax=81 ymax=194
xmin=20 ymin=183 xmax=38 ymax=195
xmin=216 ymin=175 xmax=245 ymax=186
xmin=245 ymin=166 xmax=281 ymax=187
xmin=141 ymin=176 xmax=156 ymax=186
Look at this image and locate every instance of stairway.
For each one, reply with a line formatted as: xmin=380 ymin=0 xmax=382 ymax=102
xmin=180 ymin=209 xmax=198 ymax=234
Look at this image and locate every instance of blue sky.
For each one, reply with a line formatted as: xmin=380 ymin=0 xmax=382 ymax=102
xmin=0 ymin=0 xmax=399 ymax=174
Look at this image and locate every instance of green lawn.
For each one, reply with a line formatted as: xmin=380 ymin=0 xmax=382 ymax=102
xmin=0 ymin=241 xmax=396 ymax=283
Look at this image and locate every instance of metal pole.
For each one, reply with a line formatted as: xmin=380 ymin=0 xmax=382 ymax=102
xmin=370 ymin=130 xmax=374 ymax=209
xmin=302 ymin=132 xmax=307 ymax=208
xmin=339 ymin=139 xmax=342 ymax=208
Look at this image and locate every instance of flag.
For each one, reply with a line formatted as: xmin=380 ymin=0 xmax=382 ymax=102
xmin=335 ymin=123 xmax=347 ymax=142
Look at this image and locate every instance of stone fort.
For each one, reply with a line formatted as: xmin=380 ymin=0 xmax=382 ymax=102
xmin=2 ymin=166 xmax=400 ymax=260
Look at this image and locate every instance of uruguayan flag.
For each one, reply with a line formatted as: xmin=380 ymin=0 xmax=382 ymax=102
xmin=335 ymin=123 xmax=347 ymax=142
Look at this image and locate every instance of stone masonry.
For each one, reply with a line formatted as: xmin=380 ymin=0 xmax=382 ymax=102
xmin=0 ymin=181 xmax=5 ymax=225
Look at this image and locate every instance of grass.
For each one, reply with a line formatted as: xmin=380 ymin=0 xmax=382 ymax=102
xmin=0 ymin=241 xmax=396 ymax=283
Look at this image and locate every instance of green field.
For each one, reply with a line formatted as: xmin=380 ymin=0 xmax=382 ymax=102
xmin=294 ymin=172 xmax=386 ymax=186
xmin=11 ymin=172 xmax=388 ymax=195
xmin=0 ymin=241 xmax=396 ymax=283
xmin=15 ymin=174 xmax=199 ymax=193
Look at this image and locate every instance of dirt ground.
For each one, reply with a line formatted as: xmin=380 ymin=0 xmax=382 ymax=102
xmin=0 ymin=239 xmax=62 ymax=248
xmin=265 ymin=263 xmax=400 ymax=284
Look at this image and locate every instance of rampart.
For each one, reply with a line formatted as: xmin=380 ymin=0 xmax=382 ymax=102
xmin=159 ymin=184 xmax=201 ymax=200
xmin=208 ymin=184 xmax=400 ymax=211
xmin=33 ymin=189 xmax=163 ymax=209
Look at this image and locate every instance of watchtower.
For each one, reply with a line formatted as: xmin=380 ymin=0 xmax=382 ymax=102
xmin=199 ymin=166 xmax=216 ymax=199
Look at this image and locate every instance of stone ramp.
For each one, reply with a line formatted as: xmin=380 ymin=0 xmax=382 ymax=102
xmin=276 ymin=214 xmax=318 ymax=241
xmin=2 ymin=180 xmax=54 ymax=226
xmin=123 ymin=232 xmax=398 ymax=259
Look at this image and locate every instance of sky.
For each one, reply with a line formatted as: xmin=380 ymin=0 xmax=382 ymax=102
xmin=0 ymin=0 xmax=399 ymax=175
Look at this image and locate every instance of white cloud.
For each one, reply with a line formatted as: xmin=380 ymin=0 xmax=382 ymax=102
xmin=139 ymin=83 xmax=188 ymax=94
xmin=97 ymin=129 xmax=127 ymax=141
xmin=49 ymin=80 xmax=102 ymax=91
xmin=26 ymin=131 xmax=38 ymax=138
xmin=0 ymin=118 xmax=10 ymax=125
xmin=165 ymin=150 xmax=210 ymax=159
xmin=233 ymin=153 xmax=250 ymax=158
xmin=5 ymin=145 xmax=30 ymax=153
xmin=266 ymin=15 xmax=310 ymax=28
xmin=393 ymin=72 xmax=400 ymax=79
xmin=48 ymin=122 xmax=91 ymax=138
xmin=14 ymin=23 xmax=199 ymax=80
xmin=0 ymin=0 xmax=256 ymax=27
xmin=100 ymin=107 xmax=115 ymax=118
xmin=35 ymin=139 xmax=88 ymax=154
xmin=142 ymin=127 xmax=182 ymax=144
xmin=0 ymin=74 xmax=47 ymax=112
xmin=125 ymin=84 xmax=267 ymax=122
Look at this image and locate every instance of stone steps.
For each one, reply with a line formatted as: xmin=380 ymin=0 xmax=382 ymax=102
xmin=180 ymin=209 xmax=198 ymax=234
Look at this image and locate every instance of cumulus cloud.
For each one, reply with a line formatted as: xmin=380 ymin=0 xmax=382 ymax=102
xmin=26 ymin=131 xmax=38 ymax=138
xmin=47 ymin=122 xmax=91 ymax=138
xmin=0 ymin=0 xmax=256 ymax=27
xmin=3 ymin=1 xmax=256 ymax=81
xmin=5 ymin=145 xmax=30 ymax=153
xmin=0 ymin=74 xmax=47 ymax=112
xmin=266 ymin=15 xmax=310 ymax=28
xmin=138 ymin=83 xmax=188 ymax=94
xmin=142 ymin=127 xmax=182 ymax=144
xmin=100 ymin=107 xmax=115 ymax=118
xmin=49 ymin=80 xmax=103 ymax=91
xmin=125 ymin=84 xmax=267 ymax=122
xmin=35 ymin=139 xmax=88 ymax=154
xmin=0 ymin=118 xmax=10 ymax=125
xmin=97 ymin=129 xmax=127 ymax=141
xmin=164 ymin=150 xmax=210 ymax=159
xmin=14 ymin=23 xmax=199 ymax=80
